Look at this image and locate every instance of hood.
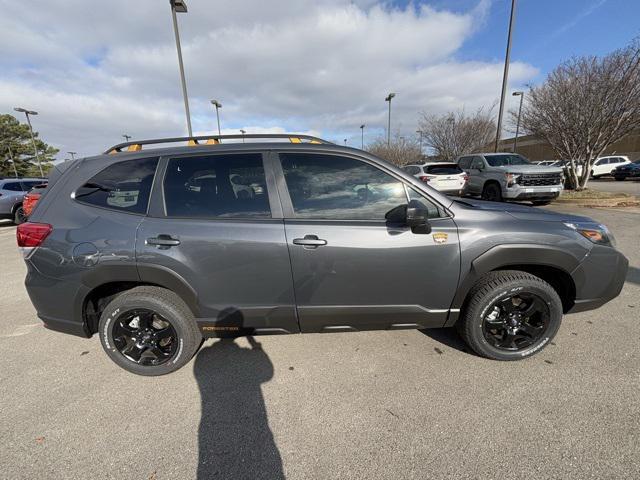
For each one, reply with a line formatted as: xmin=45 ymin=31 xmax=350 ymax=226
xmin=452 ymin=198 xmax=593 ymax=223
xmin=493 ymin=165 xmax=564 ymax=174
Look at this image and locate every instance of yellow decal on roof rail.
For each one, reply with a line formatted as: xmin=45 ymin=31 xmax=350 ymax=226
xmin=206 ymin=139 xmax=220 ymax=144
xmin=289 ymin=137 xmax=302 ymax=143
xmin=127 ymin=144 xmax=142 ymax=152
xmin=187 ymin=139 xmax=199 ymax=146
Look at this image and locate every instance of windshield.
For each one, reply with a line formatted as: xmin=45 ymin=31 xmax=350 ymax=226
xmin=484 ymin=154 xmax=531 ymax=167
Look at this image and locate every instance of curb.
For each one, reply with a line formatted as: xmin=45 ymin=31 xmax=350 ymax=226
xmin=556 ymin=196 xmax=639 ymax=207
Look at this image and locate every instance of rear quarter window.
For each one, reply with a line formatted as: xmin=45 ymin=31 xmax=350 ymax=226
xmin=74 ymin=157 xmax=158 ymax=214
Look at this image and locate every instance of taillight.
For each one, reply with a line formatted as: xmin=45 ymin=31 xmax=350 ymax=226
xmin=16 ymin=222 xmax=52 ymax=248
xmin=463 ymin=174 xmax=469 ymax=183
xmin=418 ymin=175 xmax=430 ymax=182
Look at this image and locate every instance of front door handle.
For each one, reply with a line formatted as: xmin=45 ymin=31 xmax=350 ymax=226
xmin=293 ymin=235 xmax=327 ymax=248
xmin=146 ymin=234 xmax=181 ymax=248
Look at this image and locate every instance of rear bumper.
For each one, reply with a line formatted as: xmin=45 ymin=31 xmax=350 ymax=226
xmin=567 ymin=246 xmax=628 ymax=314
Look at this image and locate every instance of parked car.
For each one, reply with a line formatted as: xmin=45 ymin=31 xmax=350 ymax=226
xmin=401 ymin=162 xmax=468 ymax=195
xmin=591 ymin=156 xmax=632 ymax=178
xmin=0 ymin=177 xmax=46 ymax=224
xmin=18 ymin=134 xmax=627 ymax=376
xmin=457 ymin=153 xmax=564 ymax=206
xmin=612 ymin=160 xmax=640 ymax=181
xmin=22 ymin=183 xmax=48 ymax=218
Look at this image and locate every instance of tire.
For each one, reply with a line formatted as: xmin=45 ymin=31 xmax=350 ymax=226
xmin=98 ymin=286 xmax=202 ymax=376
xmin=614 ymin=176 xmax=625 ymax=181
xmin=531 ymin=200 xmax=552 ymax=206
xmin=457 ymin=271 xmax=562 ymax=361
xmin=13 ymin=205 xmax=26 ymax=225
xmin=481 ymin=183 xmax=503 ymax=202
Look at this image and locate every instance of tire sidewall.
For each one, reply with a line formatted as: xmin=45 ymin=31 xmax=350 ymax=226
xmin=471 ymin=283 xmax=562 ymax=360
xmin=99 ymin=293 xmax=197 ymax=376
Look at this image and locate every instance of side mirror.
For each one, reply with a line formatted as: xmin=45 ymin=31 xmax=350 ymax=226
xmin=385 ymin=200 xmax=431 ymax=234
xmin=406 ymin=200 xmax=431 ymax=234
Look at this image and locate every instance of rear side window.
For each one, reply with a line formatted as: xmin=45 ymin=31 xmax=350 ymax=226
xmin=280 ymin=153 xmax=407 ymax=220
xmin=163 ymin=153 xmax=270 ymax=218
xmin=74 ymin=158 xmax=158 ymax=214
xmin=2 ymin=182 xmax=23 ymax=191
xmin=458 ymin=157 xmax=471 ymax=169
xmin=425 ymin=164 xmax=463 ymax=175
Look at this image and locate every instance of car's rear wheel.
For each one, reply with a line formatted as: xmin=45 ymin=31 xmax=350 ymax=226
xmin=614 ymin=176 xmax=626 ymax=181
xmin=98 ymin=286 xmax=202 ymax=376
xmin=13 ymin=205 xmax=27 ymax=225
xmin=458 ymin=271 xmax=562 ymax=361
xmin=481 ymin=183 xmax=503 ymax=202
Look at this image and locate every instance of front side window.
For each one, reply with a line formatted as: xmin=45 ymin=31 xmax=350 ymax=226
xmin=281 ymin=153 xmax=407 ymax=220
xmin=163 ymin=153 xmax=270 ymax=218
xmin=484 ymin=154 xmax=530 ymax=167
xmin=75 ymin=158 xmax=158 ymax=214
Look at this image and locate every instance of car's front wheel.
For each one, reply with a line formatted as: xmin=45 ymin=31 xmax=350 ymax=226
xmin=98 ymin=286 xmax=202 ymax=376
xmin=458 ymin=271 xmax=562 ymax=361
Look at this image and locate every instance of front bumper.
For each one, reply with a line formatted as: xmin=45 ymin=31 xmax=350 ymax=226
xmin=503 ymin=184 xmax=562 ymax=200
xmin=568 ymin=245 xmax=628 ymax=313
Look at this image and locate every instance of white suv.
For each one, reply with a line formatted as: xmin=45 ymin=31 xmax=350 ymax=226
xmin=401 ymin=162 xmax=468 ymax=195
xmin=591 ymin=156 xmax=632 ymax=178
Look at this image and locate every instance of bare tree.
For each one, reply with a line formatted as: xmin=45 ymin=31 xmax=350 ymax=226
xmin=518 ymin=38 xmax=640 ymax=190
xmin=367 ymin=134 xmax=423 ymax=166
xmin=418 ymin=107 xmax=495 ymax=161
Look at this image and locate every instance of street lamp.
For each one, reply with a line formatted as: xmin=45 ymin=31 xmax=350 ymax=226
xmin=240 ymin=129 xmax=246 ymax=143
xmin=122 ymin=134 xmax=132 ymax=142
xmin=14 ymin=107 xmax=44 ymax=177
xmin=512 ymin=91 xmax=524 ymax=152
xmin=210 ymin=100 xmax=222 ymax=135
xmin=169 ymin=0 xmax=192 ymax=137
xmin=494 ymin=0 xmax=517 ymax=152
xmin=68 ymin=151 xmax=77 ymax=161
xmin=385 ymin=93 xmax=396 ymax=146
xmin=416 ymin=130 xmax=423 ymax=153
xmin=360 ymin=124 xmax=365 ymax=150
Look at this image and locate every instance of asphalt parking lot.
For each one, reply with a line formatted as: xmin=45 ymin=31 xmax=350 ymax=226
xmin=1 ymin=204 xmax=639 ymax=480
xmin=588 ymin=177 xmax=640 ymax=195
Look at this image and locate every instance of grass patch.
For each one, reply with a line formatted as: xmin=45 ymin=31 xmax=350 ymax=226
xmin=560 ymin=189 xmax=631 ymax=199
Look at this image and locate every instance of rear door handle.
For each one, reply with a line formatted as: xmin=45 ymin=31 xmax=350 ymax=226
xmin=146 ymin=234 xmax=181 ymax=248
xmin=293 ymin=235 xmax=327 ymax=248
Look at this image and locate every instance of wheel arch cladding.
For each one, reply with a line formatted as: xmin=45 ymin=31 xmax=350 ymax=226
xmin=446 ymin=244 xmax=580 ymax=326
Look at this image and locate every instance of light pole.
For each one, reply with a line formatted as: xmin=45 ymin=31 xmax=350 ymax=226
xmin=210 ymin=100 xmax=222 ymax=135
xmin=385 ymin=92 xmax=396 ymax=146
xmin=360 ymin=124 xmax=365 ymax=149
xmin=169 ymin=0 xmax=192 ymax=137
xmin=6 ymin=144 xmax=19 ymax=177
xmin=416 ymin=130 xmax=423 ymax=154
xmin=122 ymin=134 xmax=132 ymax=142
xmin=68 ymin=151 xmax=77 ymax=161
xmin=512 ymin=91 xmax=524 ymax=152
xmin=494 ymin=0 xmax=517 ymax=152
xmin=14 ymin=107 xmax=44 ymax=177
xmin=240 ymin=129 xmax=246 ymax=143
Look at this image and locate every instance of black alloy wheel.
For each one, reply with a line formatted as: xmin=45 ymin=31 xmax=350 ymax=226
xmin=482 ymin=292 xmax=549 ymax=351
xmin=112 ymin=309 xmax=178 ymax=366
xmin=482 ymin=183 xmax=503 ymax=202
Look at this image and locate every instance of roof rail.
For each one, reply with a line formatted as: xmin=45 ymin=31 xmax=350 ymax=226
xmin=105 ymin=134 xmax=330 ymax=154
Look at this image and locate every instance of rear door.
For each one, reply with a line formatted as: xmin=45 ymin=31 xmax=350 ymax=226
xmin=274 ymin=151 xmax=460 ymax=333
xmin=136 ymin=151 xmax=298 ymax=335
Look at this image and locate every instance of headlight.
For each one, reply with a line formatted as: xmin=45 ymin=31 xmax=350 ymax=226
xmin=563 ymin=222 xmax=616 ymax=247
xmin=505 ymin=172 xmax=521 ymax=187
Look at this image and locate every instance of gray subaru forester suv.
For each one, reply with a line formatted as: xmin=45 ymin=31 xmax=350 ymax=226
xmin=18 ymin=134 xmax=628 ymax=376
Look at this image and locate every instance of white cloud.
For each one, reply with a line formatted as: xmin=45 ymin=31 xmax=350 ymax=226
xmin=0 ymin=0 xmax=538 ymax=157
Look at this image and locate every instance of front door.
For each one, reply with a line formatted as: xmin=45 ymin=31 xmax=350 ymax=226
xmin=136 ymin=151 xmax=298 ymax=336
xmin=275 ymin=151 xmax=460 ymax=333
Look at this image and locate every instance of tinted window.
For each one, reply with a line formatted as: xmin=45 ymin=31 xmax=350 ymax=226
xmin=75 ymin=158 xmax=158 ymax=214
xmin=471 ymin=157 xmax=485 ymax=169
xmin=164 ymin=153 xmax=270 ymax=218
xmin=458 ymin=157 xmax=472 ymax=169
xmin=484 ymin=154 xmax=530 ymax=166
xmin=21 ymin=181 xmax=43 ymax=190
xmin=596 ymin=158 xmax=609 ymax=165
xmin=2 ymin=182 xmax=23 ymax=191
xmin=425 ymin=164 xmax=463 ymax=175
xmin=281 ymin=153 xmax=407 ymax=220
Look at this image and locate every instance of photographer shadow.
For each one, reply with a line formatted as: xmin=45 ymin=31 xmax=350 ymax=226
xmin=194 ymin=336 xmax=284 ymax=479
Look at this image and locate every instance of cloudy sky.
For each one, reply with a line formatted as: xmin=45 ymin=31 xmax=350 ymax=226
xmin=1 ymin=0 xmax=638 ymax=158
